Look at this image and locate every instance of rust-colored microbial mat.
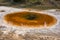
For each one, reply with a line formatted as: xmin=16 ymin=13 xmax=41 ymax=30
xmin=4 ymin=12 xmax=57 ymax=28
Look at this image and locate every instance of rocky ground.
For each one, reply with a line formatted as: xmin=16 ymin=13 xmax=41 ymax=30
xmin=0 ymin=30 xmax=60 ymax=40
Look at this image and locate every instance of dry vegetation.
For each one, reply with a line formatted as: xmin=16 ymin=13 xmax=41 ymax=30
xmin=0 ymin=30 xmax=60 ymax=40
xmin=0 ymin=0 xmax=60 ymax=9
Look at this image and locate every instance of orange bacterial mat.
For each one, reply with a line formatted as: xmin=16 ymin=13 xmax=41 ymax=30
xmin=4 ymin=12 xmax=57 ymax=28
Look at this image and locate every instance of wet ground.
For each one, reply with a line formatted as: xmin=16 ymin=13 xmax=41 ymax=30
xmin=0 ymin=6 xmax=60 ymax=40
